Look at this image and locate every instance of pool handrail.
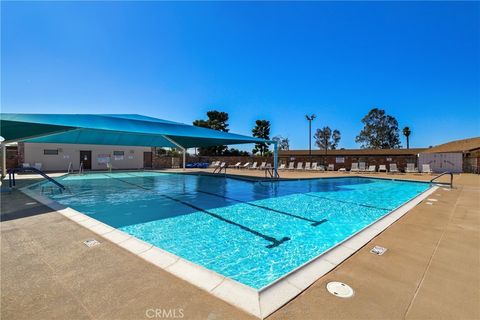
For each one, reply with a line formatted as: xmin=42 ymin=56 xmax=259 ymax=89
xmin=7 ymin=167 xmax=66 ymax=190
xmin=430 ymin=171 xmax=453 ymax=188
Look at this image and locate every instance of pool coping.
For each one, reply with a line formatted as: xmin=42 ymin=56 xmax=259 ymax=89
xmin=20 ymin=176 xmax=438 ymax=319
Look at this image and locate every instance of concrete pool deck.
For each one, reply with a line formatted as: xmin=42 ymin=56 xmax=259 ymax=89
xmin=1 ymin=171 xmax=479 ymax=319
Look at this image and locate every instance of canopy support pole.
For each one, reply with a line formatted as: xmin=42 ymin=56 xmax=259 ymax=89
xmin=273 ymin=141 xmax=279 ymax=178
xmin=162 ymin=136 xmax=186 ymax=170
xmin=1 ymin=143 xmax=6 ymax=178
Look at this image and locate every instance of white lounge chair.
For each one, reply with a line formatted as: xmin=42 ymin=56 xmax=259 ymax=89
xmin=249 ymin=162 xmax=258 ymax=170
xmin=378 ymin=165 xmax=388 ymax=173
xmin=359 ymin=162 xmax=366 ymax=172
xmin=278 ymin=163 xmax=286 ymax=170
xmin=389 ymin=163 xmax=399 ymax=174
xmin=34 ymin=163 xmax=43 ymax=170
xmin=311 ymin=162 xmax=318 ymax=171
xmin=22 ymin=163 xmax=31 ymax=168
xmin=209 ymin=161 xmax=220 ymax=168
xmin=242 ymin=162 xmax=251 ymax=169
xmin=367 ymin=165 xmax=376 ymax=173
xmin=258 ymin=162 xmax=267 ymax=170
xmin=422 ymin=164 xmax=433 ymax=174
xmin=350 ymin=163 xmax=359 ymax=172
xmin=304 ymin=162 xmax=311 ymax=170
xmin=295 ymin=162 xmax=304 ymax=171
xmin=327 ymin=164 xmax=335 ymax=171
xmin=287 ymin=162 xmax=295 ymax=171
xmin=317 ymin=165 xmax=326 ymax=172
xmin=406 ymin=163 xmax=418 ymax=173
xmin=232 ymin=162 xmax=241 ymax=169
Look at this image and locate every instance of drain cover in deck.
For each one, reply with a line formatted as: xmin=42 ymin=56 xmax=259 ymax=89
xmin=370 ymin=245 xmax=387 ymax=255
xmin=83 ymin=239 xmax=100 ymax=248
xmin=326 ymin=282 xmax=354 ymax=298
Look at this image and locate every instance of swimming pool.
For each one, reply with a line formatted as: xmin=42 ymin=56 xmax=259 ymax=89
xmin=29 ymin=172 xmax=430 ymax=290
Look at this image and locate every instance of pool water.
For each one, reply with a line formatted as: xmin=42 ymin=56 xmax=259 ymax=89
xmin=30 ymin=172 xmax=430 ymax=289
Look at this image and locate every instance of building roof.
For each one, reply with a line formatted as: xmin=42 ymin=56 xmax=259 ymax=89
xmin=279 ymin=148 xmax=426 ymax=156
xmin=423 ymin=137 xmax=480 ymax=153
xmin=0 ymin=113 xmax=266 ymax=148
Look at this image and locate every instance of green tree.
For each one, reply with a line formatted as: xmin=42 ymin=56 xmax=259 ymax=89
xmin=355 ymin=108 xmax=401 ymax=149
xmin=193 ymin=110 xmax=229 ymax=156
xmin=403 ymin=126 xmax=411 ymax=149
xmin=314 ymin=127 xmax=341 ymax=154
xmin=252 ymin=120 xmax=271 ymax=156
xmin=271 ymin=135 xmax=290 ymax=150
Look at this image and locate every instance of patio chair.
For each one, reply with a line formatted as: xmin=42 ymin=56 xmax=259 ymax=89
xmin=327 ymin=164 xmax=335 ymax=171
xmin=359 ymin=162 xmax=366 ymax=172
xmin=389 ymin=163 xmax=399 ymax=174
xmin=278 ymin=163 xmax=286 ymax=170
xmin=209 ymin=161 xmax=220 ymax=168
xmin=287 ymin=162 xmax=296 ymax=171
xmin=422 ymin=164 xmax=433 ymax=174
xmin=258 ymin=162 xmax=267 ymax=170
xmin=378 ymin=165 xmax=388 ymax=173
xmin=350 ymin=162 xmax=359 ymax=172
xmin=242 ymin=162 xmax=251 ymax=169
xmin=295 ymin=162 xmax=304 ymax=171
xmin=367 ymin=165 xmax=376 ymax=173
xmin=34 ymin=163 xmax=43 ymax=170
xmin=232 ymin=162 xmax=241 ymax=169
xmin=406 ymin=163 xmax=418 ymax=173
xmin=22 ymin=163 xmax=31 ymax=168
xmin=304 ymin=162 xmax=311 ymax=170
xmin=249 ymin=162 xmax=258 ymax=170
xmin=317 ymin=165 xmax=326 ymax=172
xmin=311 ymin=162 xmax=318 ymax=170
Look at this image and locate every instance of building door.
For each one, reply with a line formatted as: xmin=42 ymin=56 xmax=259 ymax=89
xmin=143 ymin=152 xmax=152 ymax=168
xmin=80 ymin=151 xmax=92 ymax=170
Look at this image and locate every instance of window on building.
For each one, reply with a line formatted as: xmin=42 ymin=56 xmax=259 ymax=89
xmin=44 ymin=149 xmax=58 ymax=155
xmin=113 ymin=151 xmax=124 ymax=156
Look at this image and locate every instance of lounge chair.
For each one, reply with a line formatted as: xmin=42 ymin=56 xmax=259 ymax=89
xmin=258 ymin=162 xmax=267 ymax=170
xmin=249 ymin=162 xmax=258 ymax=170
xmin=304 ymin=162 xmax=311 ymax=170
xmin=278 ymin=163 xmax=286 ymax=170
xmin=34 ymin=163 xmax=43 ymax=170
xmin=406 ymin=163 xmax=418 ymax=173
xmin=327 ymin=164 xmax=334 ymax=171
xmin=367 ymin=165 xmax=376 ymax=173
xmin=317 ymin=165 xmax=326 ymax=172
xmin=359 ymin=162 xmax=366 ymax=172
xmin=287 ymin=162 xmax=295 ymax=171
xmin=350 ymin=163 xmax=359 ymax=172
xmin=311 ymin=162 xmax=318 ymax=170
xmin=232 ymin=162 xmax=241 ymax=169
xmin=378 ymin=165 xmax=388 ymax=173
xmin=295 ymin=162 xmax=304 ymax=171
xmin=209 ymin=161 xmax=220 ymax=168
xmin=22 ymin=163 xmax=31 ymax=168
xmin=422 ymin=164 xmax=433 ymax=174
xmin=389 ymin=163 xmax=399 ymax=174
xmin=242 ymin=162 xmax=251 ymax=169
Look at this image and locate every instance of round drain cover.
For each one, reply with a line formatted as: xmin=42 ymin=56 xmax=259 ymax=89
xmin=326 ymin=281 xmax=354 ymax=298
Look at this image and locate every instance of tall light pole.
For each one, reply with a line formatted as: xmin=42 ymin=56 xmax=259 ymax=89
xmin=305 ymin=114 xmax=316 ymax=156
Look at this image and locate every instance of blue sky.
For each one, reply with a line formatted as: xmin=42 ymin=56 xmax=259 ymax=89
xmin=2 ymin=1 xmax=479 ymax=150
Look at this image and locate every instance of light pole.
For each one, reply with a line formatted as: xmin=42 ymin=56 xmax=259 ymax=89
xmin=305 ymin=114 xmax=316 ymax=156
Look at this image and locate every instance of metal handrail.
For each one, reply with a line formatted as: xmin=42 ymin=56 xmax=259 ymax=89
xmin=67 ymin=162 xmax=73 ymax=174
xmin=8 ymin=167 xmax=66 ymax=190
xmin=430 ymin=171 xmax=453 ymax=188
xmin=79 ymin=162 xmax=84 ymax=175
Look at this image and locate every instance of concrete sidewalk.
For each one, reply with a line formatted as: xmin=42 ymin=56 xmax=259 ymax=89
xmin=1 ymin=173 xmax=478 ymax=320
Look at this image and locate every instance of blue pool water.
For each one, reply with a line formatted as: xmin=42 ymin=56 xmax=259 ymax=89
xmin=30 ymin=172 xmax=430 ymax=289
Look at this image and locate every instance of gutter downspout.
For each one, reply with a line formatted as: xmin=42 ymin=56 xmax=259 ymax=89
xmin=162 ymin=136 xmax=186 ymax=171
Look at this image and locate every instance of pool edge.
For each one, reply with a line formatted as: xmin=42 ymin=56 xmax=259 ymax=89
xmin=19 ymin=183 xmax=438 ymax=319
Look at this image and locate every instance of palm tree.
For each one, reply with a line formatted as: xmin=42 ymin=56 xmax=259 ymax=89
xmin=403 ymin=127 xmax=411 ymax=149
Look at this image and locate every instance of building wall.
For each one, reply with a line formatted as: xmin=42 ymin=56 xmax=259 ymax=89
xmin=23 ymin=143 xmax=151 ymax=171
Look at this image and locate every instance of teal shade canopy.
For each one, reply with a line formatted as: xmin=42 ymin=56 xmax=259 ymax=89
xmin=0 ymin=113 xmax=267 ymax=148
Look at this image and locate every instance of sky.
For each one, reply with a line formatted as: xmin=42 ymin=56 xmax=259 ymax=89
xmin=2 ymin=1 xmax=479 ymax=150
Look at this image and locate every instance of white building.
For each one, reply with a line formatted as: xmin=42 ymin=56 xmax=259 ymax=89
xmin=22 ymin=142 xmax=152 ymax=171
